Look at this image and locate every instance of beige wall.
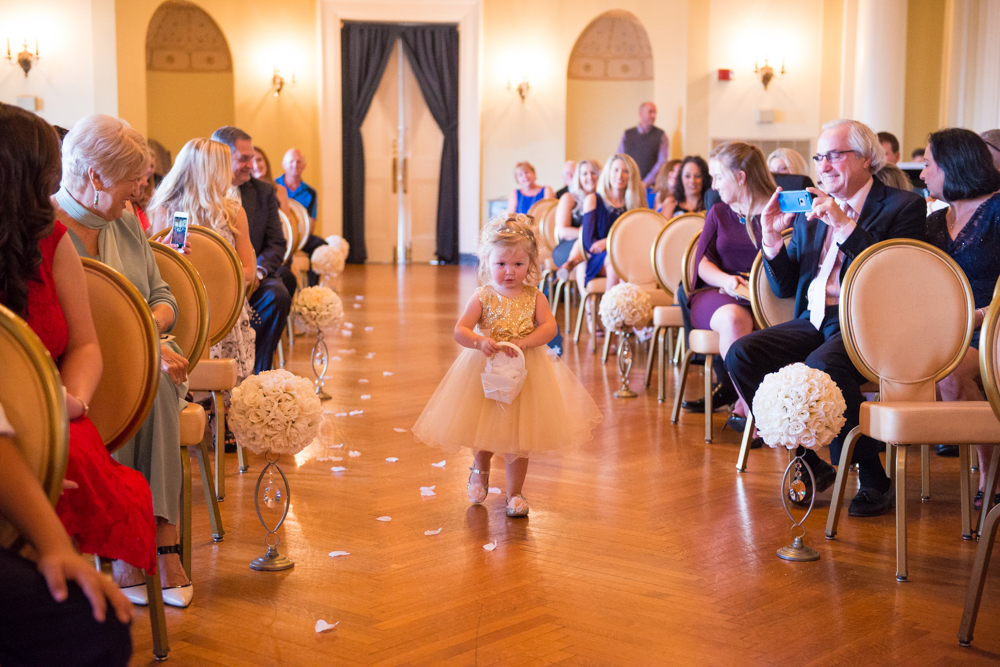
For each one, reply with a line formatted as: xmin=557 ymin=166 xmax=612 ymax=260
xmin=115 ymin=0 xmax=323 ymax=228
xmin=0 ymin=0 xmax=118 ymax=127
xmin=903 ymin=0 xmax=945 ymax=156
xmin=565 ymin=80 xmax=654 ymax=167
xmin=146 ymin=71 xmax=235 ymax=158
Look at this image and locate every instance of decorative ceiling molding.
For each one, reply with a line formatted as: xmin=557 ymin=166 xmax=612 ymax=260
xmin=146 ymin=1 xmax=232 ymax=73
xmin=567 ymin=10 xmax=653 ymax=82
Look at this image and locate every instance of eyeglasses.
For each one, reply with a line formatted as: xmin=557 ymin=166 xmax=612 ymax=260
xmin=812 ymin=150 xmax=857 ymax=164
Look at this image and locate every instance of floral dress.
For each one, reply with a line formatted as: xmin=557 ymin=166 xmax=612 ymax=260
xmin=207 ymin=222 xmax=256 ymax=386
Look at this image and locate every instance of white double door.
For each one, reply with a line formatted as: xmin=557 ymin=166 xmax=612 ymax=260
xmin=360 ymin=41 xmax=443 ymax=263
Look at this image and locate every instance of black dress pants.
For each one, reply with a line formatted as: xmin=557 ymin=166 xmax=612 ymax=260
xmin=725 ymin=306 xmax=888 ymax=489
xmin=249 ymin=275 xmax=291 ymax=374
xmin=0 ymin=549 xmax=132 ymax=667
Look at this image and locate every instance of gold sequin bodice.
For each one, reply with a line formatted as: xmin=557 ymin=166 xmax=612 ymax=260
xmin=477 ymin=284 xmax=537 ymax=342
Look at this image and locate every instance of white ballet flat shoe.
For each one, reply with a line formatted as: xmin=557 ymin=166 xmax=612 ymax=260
xmin=120 ymin=584 xmax=148 ymax=606
xmin=162 ymin=584 xmax=193 ymax=608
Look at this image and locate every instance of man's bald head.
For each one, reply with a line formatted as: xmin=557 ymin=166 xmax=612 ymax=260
xmin=282 ymin=148 xmax=306 ymax=179
xmin=638 ymin=102 xmax=656 ymax=130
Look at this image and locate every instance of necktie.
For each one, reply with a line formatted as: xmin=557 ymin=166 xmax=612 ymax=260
xmin=807 ymin=203 xmax=855 ymax=330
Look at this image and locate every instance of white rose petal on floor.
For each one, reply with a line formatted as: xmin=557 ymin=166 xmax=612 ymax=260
xmin=349 ymin=450 xmax=360 ymax=457
xmin=328 ymin=551 xmax=349 ymax=558
xmin=331 ymin=466 xmax=346 ymax=473
xmin=483 ymin=540 xmax=497 ymax=551
xmin=488 ymin=487 xmax=501 ymax=494
xmin=376 ymin=516 xmax=391 ymax=522
xmin=393 ymin=427 xmax=407 ymax=433
xmin=385 ymin=457 xmax=399 ymax=463
xmin=431 ymin=460 xmax=446 ymax=468
xmin=424 ymin=528 xmax=443 ymax=536
xmin=420 ymin=486 xmax=436 ymax=496
xmin=315 ymin=620 xmax=339 ymax=633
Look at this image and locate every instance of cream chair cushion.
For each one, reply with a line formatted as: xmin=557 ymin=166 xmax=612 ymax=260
xmin=188 ymin=358 xmax=239 ymax=391
xmin=179 ymin=403 xmax=207 ymax=447
xmin=861 ymin=402 xmax=1000 ymax=445
xmin=653 ymin=306 xmax=684 ymax=327
xmin=688 ymin=329 xmax=720 ymax=354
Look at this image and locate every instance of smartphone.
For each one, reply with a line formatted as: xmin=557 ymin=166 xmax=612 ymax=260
xmin=168 ymin=212 xmax=189 ymax=251
xmin=778 ymin=190 xmax=813 ymax=213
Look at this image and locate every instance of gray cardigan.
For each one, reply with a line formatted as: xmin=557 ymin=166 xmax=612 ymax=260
xmin=65 ymin=213 xmax=178 ymax=329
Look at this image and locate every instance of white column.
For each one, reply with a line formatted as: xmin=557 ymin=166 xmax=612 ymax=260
xmin=850 ymin=0 xmax=908 ymax=138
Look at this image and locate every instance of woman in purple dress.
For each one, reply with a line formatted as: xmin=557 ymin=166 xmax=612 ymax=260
xmin=687 ymin=142 xmax=776 ymax=425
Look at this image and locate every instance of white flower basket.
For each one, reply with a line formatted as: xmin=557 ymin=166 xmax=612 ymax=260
xmin=229 ymin=369 xmax=324 ymax=455
xmin=751 ymin=363 xmax=847 ymax=450
xmin=481 ymin=342 xmax=527 ymax=404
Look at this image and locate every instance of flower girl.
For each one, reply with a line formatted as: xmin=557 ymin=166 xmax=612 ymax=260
xmin=413 ymin=213 xmax=602 ymax=517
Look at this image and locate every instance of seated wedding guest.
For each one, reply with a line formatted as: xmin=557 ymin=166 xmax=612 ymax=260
xmin=53 ymin=113 xmax=192 ymax=606
xmin=911 ymin=147 xmax=926 ymax=163
xmin=507 ymin=161 xmax=554 ymax=214
xmin=924 ymin=128 xmax=1000 ymax=499
xmin=571 ymin=154 xmax=646 ymax=291
xmin=767 ymin=147 xmax=810 ymax=176
xmin=681 ymin=143 xmax=774 ymax=431
xmin=251 ymin=146 xmax=290 ymax=216
xmin=980 ymin=130 xmax=1000 ymax=169
xmin=148 ymin=138 xmax=256 ymax=452
xmin=0 ymin=402 xmax=133 ymax=667
xmin=618 ymin=102 xmax=669 ymax=187
xmin=0 ymin=107 xmax=167 ymax=603
xmin=725 ymin=119 xmax=925 ymax=516
xmin=552 ymin=159 xmax=599 ymax=268
xmin=212 ymin=126 xmax=291 ymax=374
xmin=666 ymin=156 xmax=712 ymax=217
xmin=875 ymin=162 xmax=913 ymax=191
xmin=277 ymin=148 xmax=327 ymax=286
xmin=878 ymin=131 xmax=901 ymax=164
xmin=555 ymin=160 xmax=576 ymax=198
xmin=125 ymin=148 xmax=156 ymax=235
xmin=652 ymin=158 xmax=682 ymax=214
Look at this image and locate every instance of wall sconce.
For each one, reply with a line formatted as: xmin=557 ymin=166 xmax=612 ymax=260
xmin=507 ymin=75 xmax=529 ymax=103
xmin=754 ymin=57 xmax=785 ymax=90
xmin=272 ymin=67 xmax=295 ymax=98
xmin=7 ymin=39 xmax=40 ymax=77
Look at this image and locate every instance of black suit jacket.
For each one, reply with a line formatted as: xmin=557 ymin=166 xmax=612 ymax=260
xmin=239 ymin=177 xmax=285 ymax=277
xmin=763 ymin=178 xmax=927 ymax=318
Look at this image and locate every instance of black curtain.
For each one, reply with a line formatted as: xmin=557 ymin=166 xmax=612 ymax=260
xmin=401 ymin=25 xmax=460 ymax=264
xmin=341 ymin=21 xmax=460 ymax=264
xmin=341 ymin=22 xmax=402 ymax=264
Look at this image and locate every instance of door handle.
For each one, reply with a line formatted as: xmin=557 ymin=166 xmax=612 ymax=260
xmin=402 ymin=157 xmax=408 ymax=194
xmin=391 ymin=158 xmax=398 ymax=194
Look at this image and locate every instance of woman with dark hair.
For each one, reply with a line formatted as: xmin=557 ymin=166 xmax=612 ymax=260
xmin=251 ymin=145 xmax=290 ymax=216
xmin=925 ymin=127 xmax=1000 ymax=507
xmin=668 ymin=155 xmax=712 ymax=217
xmin=652 ymin=158 xmax=681 ymax=214
xmin=0 ymin=104 xmax=157 ymax=580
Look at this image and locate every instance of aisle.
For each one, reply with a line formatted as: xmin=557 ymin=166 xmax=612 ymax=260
xmin=131 ymin=264 xmax=1000 ymax=665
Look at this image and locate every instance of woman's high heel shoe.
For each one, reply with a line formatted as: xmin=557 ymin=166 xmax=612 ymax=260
xmin=468 ymin=467 xmax=489 ymax=504
xmin=158 ymin=544 xmax=193 ymax=608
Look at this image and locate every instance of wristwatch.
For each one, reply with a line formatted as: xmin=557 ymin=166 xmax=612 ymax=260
xmin=256 ymin=267 xmax=267 ymax=281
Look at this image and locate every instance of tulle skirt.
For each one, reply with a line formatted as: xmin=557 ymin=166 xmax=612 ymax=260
xmin=413 ymin=346 xmax=602 ymax=457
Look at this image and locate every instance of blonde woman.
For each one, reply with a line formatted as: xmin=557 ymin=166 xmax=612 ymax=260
xmin=149 ymin=139 xmax=256 ymax=400
xmin=552 ymin=159 xmax=600 ymax=267
xmin=683 ymin=142 xmax=776 ymax=427
xmin=766 ymin=147 xmax=809 ymax=177
xmin=507 ymin=161 xmax=554 ymax=214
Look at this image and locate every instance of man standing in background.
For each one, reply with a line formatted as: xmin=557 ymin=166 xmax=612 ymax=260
xmin=878 ymin=132 xmax=901 ymax=165
xmin=618 ymin=102 xmax=668 ymax=187
xmin=277 ymin=148 xmax=326 ymax=286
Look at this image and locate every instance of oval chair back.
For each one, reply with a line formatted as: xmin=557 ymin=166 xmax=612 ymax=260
xmin=748 ymin=228 xmax=795 ymax=329
xmin=607 ymin=208 xmax=669 ymax=290
xmin=81 ymin=259 xmax=159 ymax=453
xmin=537 ymin=203 xmax=560 ymax=252
xmin=680 ymin=230 xmax=702 ymax=296
xmin=153 ymin=227 xmax=244 ymax=349
xmin=150 ymin=243 xmax=209 ymax=373
xmin=0 ymin=305 xmax=69 ymax=548
xmin=841 ymin=239 xmax=974 ymax=402
xmin=652 ymin=212 xmax=704 ymax=300
xmin=526 ymin=198 xmax=558 ymax=231
xmin=288 ymin=200 xmax=311 ymax=251
xmin=278 ymin=210 xmax=298 ymax=263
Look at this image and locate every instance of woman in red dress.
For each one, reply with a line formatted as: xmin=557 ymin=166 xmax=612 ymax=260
xmin=0 ymin=103 xmax=156 ymax=574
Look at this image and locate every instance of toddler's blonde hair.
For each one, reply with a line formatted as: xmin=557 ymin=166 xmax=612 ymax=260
xmin=477 ymin=212 xmax=541 ymax=286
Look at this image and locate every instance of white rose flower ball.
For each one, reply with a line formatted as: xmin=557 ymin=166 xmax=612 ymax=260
xmin=229 ymin=369 xmax=323 ymax=455
xmin=751 ymin=363 xmax=847 ymax=450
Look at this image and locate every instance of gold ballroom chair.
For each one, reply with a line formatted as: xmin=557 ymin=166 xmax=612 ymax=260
xmin=276 ymin=209 xmax=300 ymax=368
xmin=288 ymin=199 xmax=313 ymax=289
xmin=959 ymin=288 xmax=1000 ymax=645
xmin=153 ymin=226 xmax=247 ymax=497
xmin=671 ymin=229 xmax=724 ymax=443
xmin=603 ymin=208 xmax=672 ymax=363
xmin=149 ymin=243 xmax=223 ymax=546
xmin=81 ymin=259 xmax=170 ymax=660
xmin=648 ymin=212 xmax=705 ymax=399
xmin=824 ymin=240 xmax=1000 ymax=582
xmin=0 ymin=304 xmax=69 ymax=549
xmin=527 ymin=198 xmax=560 ymax=304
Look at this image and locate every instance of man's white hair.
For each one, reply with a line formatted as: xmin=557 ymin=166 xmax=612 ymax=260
xmin=821 ymin=119 xmax=885 ymax=174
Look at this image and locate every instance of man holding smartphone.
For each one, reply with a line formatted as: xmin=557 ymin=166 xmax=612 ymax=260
xmin=725 ymin=119 xmax=926 ymax=517
xmin=212 ymin=126 xmax=290 ymax=375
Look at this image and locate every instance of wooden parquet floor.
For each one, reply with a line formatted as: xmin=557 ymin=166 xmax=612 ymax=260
xmin=132 ymin=264 xmax=1000 ymax=665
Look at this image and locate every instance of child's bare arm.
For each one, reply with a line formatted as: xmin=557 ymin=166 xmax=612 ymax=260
xmin=454 ymin=291 xmax=500 ymax=356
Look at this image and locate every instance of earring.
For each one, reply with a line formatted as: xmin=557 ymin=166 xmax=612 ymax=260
xmin=93 ymin=190 xmax=100 ymax=208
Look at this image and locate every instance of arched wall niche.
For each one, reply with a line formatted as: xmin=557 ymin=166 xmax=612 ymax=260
xmin=565 ymin=10 xmax=655 ymax=166
xmin=145 ymin=0 xmax=236 ymax=162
